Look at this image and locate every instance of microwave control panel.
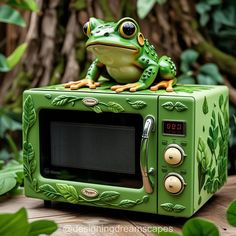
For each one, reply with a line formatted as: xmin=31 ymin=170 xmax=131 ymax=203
xmin=158 ymin=96 xmax=195 ymax=217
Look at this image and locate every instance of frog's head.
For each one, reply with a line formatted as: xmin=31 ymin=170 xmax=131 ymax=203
xmin=83 ymin=17 xmax=145 ymax=60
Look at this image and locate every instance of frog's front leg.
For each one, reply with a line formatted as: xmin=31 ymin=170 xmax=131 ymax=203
xmin=64 ymin=59 xmax=103 ymax=90
xmin=150 ymin=56 xmax=176 ymax=92
xmin=111 ymin=65 xmax=158 ymax=93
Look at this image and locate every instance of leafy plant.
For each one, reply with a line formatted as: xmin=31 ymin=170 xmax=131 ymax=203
xmin=0 ymin=102 xmax=23 ymax=198
xmin=0 ymin=160 xmax=23 ymax=196
xmin=196 ymin=0 xmax=236 ymax=56
xmin=3 ymin=0 xmax=38 ymax=11
xmin=0 ymin=108 xmax=23 ymax=196
xmin=0 ymin=0 xmax=38 ymax=72
xmin=0 ymin=9 xmax=27 ymax=72
xmin=0 ymin=208 xmax=57 ymax=236
xmin=227 ymin=200 xmax=236 ymax=227
xmin=178 ymin=49 xmax=223 ymax=85
xmin=0 ymin=108 xmax=22 ymax=161
xmin=157 ymin=218 xmax=219 ymax=236
xmin=196 ymin=0 xmax=221 ymax=26
xmin=137 ymin=0 xmax=167 ymax=19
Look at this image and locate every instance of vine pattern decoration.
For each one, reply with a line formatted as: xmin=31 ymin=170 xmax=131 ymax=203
xmin=160 ymin=203 xmax=186 ymax=213
xmin=161 ymin=101 xmax=188 ymax=112
xmin=39 ymin=183 xmax=150 ymax=208
xmin=197 ymin=94 xmax=228 ymax=202
xmin=126 ymin=98 xmax=147 ymax=110
xmin=45 ymin=94 xmax=125 ymax=113
xmin=23 ymin=95 xmax=37 ymax=191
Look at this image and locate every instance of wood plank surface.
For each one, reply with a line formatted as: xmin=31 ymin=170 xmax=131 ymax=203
xmin=0 ymin=176 xmax=235 ymax=236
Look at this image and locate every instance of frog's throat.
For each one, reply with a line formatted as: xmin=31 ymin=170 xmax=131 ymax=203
xmin=86 ymin=42 xmax=139 ymax=53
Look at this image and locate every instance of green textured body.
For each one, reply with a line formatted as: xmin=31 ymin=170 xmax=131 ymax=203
xmin=23 ymin=84 xmax=229 ymax=217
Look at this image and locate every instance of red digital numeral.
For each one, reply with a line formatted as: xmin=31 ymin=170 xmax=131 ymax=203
xmin=177 ymin=124 xmax=182 ymax=130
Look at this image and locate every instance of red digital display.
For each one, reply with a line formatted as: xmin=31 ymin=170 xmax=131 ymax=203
xmin=163 ymin=121 xmax=186 ymax=136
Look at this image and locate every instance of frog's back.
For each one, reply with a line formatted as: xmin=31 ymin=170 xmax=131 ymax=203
xmin=144 ymin=39 xmax=159 ymax=63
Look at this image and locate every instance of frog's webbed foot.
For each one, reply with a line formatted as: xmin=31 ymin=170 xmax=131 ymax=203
xmin=64 ymin=79 xmax=101 ymax=90
xmin=150 ymin=79 xmax=175 ymax=92
xmin=111 ymin=82 xmax=145 ymax=93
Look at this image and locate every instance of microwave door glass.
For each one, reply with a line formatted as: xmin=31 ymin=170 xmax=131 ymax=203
xmin=50 ymin=122 xmax=136 ymax=174
xmin=40 ymin=109 xmax=143 ymax=188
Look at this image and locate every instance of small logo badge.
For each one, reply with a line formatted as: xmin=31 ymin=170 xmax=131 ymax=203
xmin=82 ymin=97 xmax=98 ymax=106
xmin=81 ymin=188 xmax=99 ymax=198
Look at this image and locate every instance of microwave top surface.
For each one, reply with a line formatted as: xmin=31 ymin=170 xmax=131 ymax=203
xmin=26 ymin=82 xmax=227 ymax=98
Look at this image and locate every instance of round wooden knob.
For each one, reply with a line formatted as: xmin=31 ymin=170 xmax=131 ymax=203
xmin=164 ymin=147 xmax=182 ymax=165
xmin=164 ymin=174 xmax=185 ymax=194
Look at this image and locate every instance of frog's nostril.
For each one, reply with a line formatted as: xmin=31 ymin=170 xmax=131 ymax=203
xmin=104 ymin=32 xmax=109 ymax=37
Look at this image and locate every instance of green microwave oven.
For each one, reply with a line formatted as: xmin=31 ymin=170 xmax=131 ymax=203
xmin=23 ymin=84 xmax=229 ymax=217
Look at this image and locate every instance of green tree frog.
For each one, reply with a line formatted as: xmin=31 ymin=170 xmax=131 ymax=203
xmin=65 ymin=17 xmax=177 ymax=92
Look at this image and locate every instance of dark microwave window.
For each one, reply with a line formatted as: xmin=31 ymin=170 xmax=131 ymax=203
xmin=51 ymin=122 xmax=136 ymax=174
xmin=39 ymin=109 xmax=143 ymax=188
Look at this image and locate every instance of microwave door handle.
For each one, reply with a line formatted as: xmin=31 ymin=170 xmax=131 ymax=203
xmin=140 ymin=116 xmax=155 ymax=194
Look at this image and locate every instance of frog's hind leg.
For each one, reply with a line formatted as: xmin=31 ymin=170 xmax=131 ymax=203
xmin=151 ymin=78 xmax=176 ymax=92
xmin=150 ymin=55 xmax=177 ymax=92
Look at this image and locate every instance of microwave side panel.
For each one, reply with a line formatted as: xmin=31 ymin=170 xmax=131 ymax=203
xmin=193 ymin=86 xmax=229 ymax=213
xmin=23 ymin=89 xmax=159 ymax=214
xmin=157 ymin=95 xmax=195 ymax=217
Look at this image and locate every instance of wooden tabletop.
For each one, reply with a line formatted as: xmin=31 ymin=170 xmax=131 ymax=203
xmin=0 ymin=176 xmax=235 ymax=236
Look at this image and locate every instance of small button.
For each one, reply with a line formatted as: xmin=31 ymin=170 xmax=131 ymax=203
xmin=164 ymin=174 xmax=185 ymax=194
xmin=164 ymin=147 xmax=182 ymax=165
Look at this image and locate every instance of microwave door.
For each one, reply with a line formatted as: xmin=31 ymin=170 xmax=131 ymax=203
xmin=140 ymin=116 xmax=155 ymax=193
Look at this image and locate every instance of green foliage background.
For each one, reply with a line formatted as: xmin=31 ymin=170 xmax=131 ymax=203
xmin=0 ymin=1 xmax=235 ymax=235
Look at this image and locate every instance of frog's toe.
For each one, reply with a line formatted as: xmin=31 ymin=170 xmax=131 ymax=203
xmin=166 ymin=86 xmax=174 ymax=92
xmin=111 ymin=83 xmax=144 ymax=93
xmin=64 ymin=79 xmax=100 ymax=90
xmin=130 ymin=84 xmax=144 ymax=92
xmin=88 ymin=82 xmax=101 ymax=89
xmin=70 ymin=84 xmax=81 ymax=90
xmin=151 ymin=79 xmax=174 ymax=92
xmin=130 ymin=87 xmax=138 ymax=92
xmin=111 ymin=84 xmax=122 ymax=91
xmin=64 ymin=81 xmax=76 ymax=88
xmin=111 ymin=84 xmax=133 ymax=92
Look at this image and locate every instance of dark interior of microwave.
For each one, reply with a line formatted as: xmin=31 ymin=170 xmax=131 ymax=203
xmin=39 ymin=109 xmax=143 ymax=188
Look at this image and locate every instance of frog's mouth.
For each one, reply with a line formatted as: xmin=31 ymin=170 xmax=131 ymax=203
xmin=86 ymin=42 xmax=139 ymax=53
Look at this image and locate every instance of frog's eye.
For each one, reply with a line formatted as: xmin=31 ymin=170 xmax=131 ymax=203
xmin=83 ymin=21 xmax=91 ymax=36
xmin=119 ymin=21 xmax=137 ymax=38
